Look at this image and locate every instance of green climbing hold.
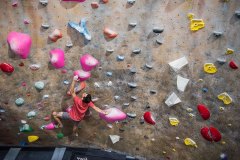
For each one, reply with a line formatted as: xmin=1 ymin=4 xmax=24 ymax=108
xmin=35 ymin=81 xmax=45 ymax=90
xmin=20 ymin=124 xmax=33 ymax=132
xmin=15 ymin=98 xmax=24 ymax=106
xmin=57 ymin=133 xmax=64 ymax=139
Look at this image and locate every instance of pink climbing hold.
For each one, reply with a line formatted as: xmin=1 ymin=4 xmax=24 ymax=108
xmin=197 ymin=104 xmax=210 ymax=120
xmin=0 ymin=63 xmax=14 ymax=73
xmin=143 ymin=112 xmax=156 ymax=125
xmin=229 ymin=60 xmax=238 ymax=69
xmin=73 ymin=70 xmax=91 ymax=81
xmin=49 ymin=49 xmax=65 ymax=69
xmin=99 ymin=107 xmax=126 ymax=123
xmin=62 ymin=0 xmax=86 ymax=2
xmin=7 ymin=32 xmax=32 ymax=59
xmin=44 ymin=122 xmax=55 ymax=130
xmin=80 ymin=54 xmax=99 ymax=72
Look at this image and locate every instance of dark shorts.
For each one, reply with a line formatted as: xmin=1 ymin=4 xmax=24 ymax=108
xmin=61 ymin=112 xmax=80 ymax=125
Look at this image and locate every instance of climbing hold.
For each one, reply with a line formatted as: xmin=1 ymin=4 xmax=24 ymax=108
xmin=106 ymin=71 xmax=113 ymax=77
xmin=80 ymin=54 xmax=99 ymax=71
xmin=217 ymin=57 xmax=226 ymax=65
xmin=229 ymin=60 xmax=238 ymax=69
xmin=28 ymin=136 xmax=39 ymax=143
xmin=150 ymin=90 xmax=157 ymax=94
xmin=123 ymin=103 xmax=129 ymax=107
xmin=99 ymin=107 xmax=127 ymax=123
xmin=21 ymin=120 xmax=27 ymax=124
xmin=29 ymin=64 xmax=40 ymax=71
xmin=73 ymin=70 xmax=91 ymax=81
xmin=106 ymin=48 xmax=114 ymax=53
xmin=102 ymin=0 xmax=108 ymax=3
xmin=218 ymin=92 xmax=232 ymax=105
xmin=130 ymin=67 xmax=137 ymax=73
xmin=127 ymin=113 xmax=136 ymax=118
xmin=177 ymin=75 xmax=189 ymax=92
xmin=7 ymin=32 xmax=32 ymax=59
xmin=220 ymin=153 xmax=228 ymax=160
xmin=15 ymin=98 xmax=24 ymax=106
xmin=20 ymin=124 xmax=33 ymax=132
xmin=24 ymin=19 xmax=30 ymax=24
xmin=91 ymin=2 xmax=99 ymax=8
xmin=201 ymin=126 xmax=222 ymax=142
xmin=131 ymin=96 xmax=137 ymax=101
xmin=42 ymin=122 xmax=56 ymax=130
xmin=62 ymin=0 xmax=86 ymax=2
xmin=145 ymin=63 xmax=153 ymax=69
xmin=197 ymin=104 xmax=210 ymax=120
xmin=127 ymin=0 xmax=135 ymax=4
xmin=153 ymin=27 xmax=164 ymax=33
xmin=68 ymin=18 xmax=91 ymax=41
xmin=235 ymin=10 xmax=240 ymax=18
xmin=143 ymin=111 xmax=156 ymax=125
xmin=49 ymin=29 xmax=62 ymax=42
xmin=49 ymin=49 xmax=65 ymax=69
xmin=107 ymin=81 xmax=113 ymax=87
xmin=132 ymin=49 xmax=141 ymax=54
xmin=202 ymin=88 xmax=208 ymax=93
xmin=165 ymin=92 xmax=181 ymax=107
xmin=169 ymin=57 xmax=188 ymax=72
xmin=213 ymin=31 xmax=223 ymax=37
xmin=57 ymin=133 xmax=64 ymax=139
xmin=39 ymin=0 xmax=48 ymax=5
xmin=128 ymin=82 xmax=137 ymax=88
xmin=35 ymin=81 xmax=45 ymax=90
xmin=43 ymin=116 xmax=50 ymax=121
xmin=226 ymin=48 xmax=234 ymax=55
xmin=66 ymin=41 xmax=73 ymax=48
xmin=0 ymin=63 xmax=14 ymax=73
xmin=188 ymin=13 xmax=205 ymax=31
xmin=41 ymin=23 xmax=50 ymax=29
xmin=186 ymin=107 xmax=193 ymax=112
xmin=156 ymin=39 xmax=163 ymax=45
xmin=204 ymin=63 xmax=217 ymax=74
xmin=12 ymin=1 xmax=18 ymax=7
xmin=184 ymin=138 xmax=197 ymax=148
xmin=169 ymin=117 xmax=179 ymax=126
xmin=219 ymin=106 xmax=225 ymax=111
xmin=129 ymin=22 xmax=137 ymax=27
xmin=109 ymin=135 xmax=120 ymax=144
xmin=117 ymin=55 xmax=125 ymax=61
xmin=104 ymin=27 xmax=118 ymax=38
xmin=27 ymin=110 xmax=37 ymax=119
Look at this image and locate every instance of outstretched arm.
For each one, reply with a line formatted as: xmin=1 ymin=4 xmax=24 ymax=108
xmin=69 ymin=76 xmax=78 ymax=98
xmin=92 ymin=105 xmax=108 ymax=115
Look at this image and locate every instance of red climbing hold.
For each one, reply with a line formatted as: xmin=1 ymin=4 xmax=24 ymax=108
xmin=0 ymin=63 xmax=14 ymax=73
xmin=201 ymin=127 xmax=213 ymax=141
xmin=197 ymin=104 xmax=210 ymax=120
xmin=209 ymin=127 xmax=222 ymax=142
xmin=143 ymin=112 xmax=156 ymax=125
xmin=229 ymin=60 xmax=238 ymax=69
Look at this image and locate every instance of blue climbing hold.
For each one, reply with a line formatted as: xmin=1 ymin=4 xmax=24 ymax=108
xmin=35 ymin=81 xmax=45 ymax=90
xmin=106 ymin=72 xmax=113 ymax=77
xmin=15 ymin=98 xmax=24 ymax=106
xmin=117 ymin=55 xmax=125 ymax=61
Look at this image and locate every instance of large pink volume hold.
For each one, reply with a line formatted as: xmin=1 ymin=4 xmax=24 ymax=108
xmin=62 ymin=0 xmax=86 ymax=2
xmin=73 ymin=70 xmax=91 ymax=81
xmin=99 ymin=107 xmax=127 ymax=123
xmin=80 ymin=54 xmax=99 ymax=71
xmin=7 ymin=32 xmax=32 ymax=59
xmin=49 ymin=49 xmax=65 ymax=69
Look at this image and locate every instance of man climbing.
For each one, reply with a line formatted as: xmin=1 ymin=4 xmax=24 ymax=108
xmin=52 ymin=76 xmax=108 ymax=136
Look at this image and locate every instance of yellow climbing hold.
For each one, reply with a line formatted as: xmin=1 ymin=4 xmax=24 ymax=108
xmin=169 ymin=117 xmax=180 ymax=126
xmin=188 ymin=13 xmax=205 ymax=31
xmin=218 ymin=92 xmax=232 ymax=105
xmin=184 ymin=138 xmax=197 ymax=148
xmin=28 ymin=135 xmax=39 ymax=143
xmin=204 ymin=63 xmax=217 ymax=74
xmin=226 ymin=48 xmax=234 ymax=55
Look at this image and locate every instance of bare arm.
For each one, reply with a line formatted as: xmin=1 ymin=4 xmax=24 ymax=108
xmin=69 ymin=76 xmax=77 ymax=98
xmin=92 ymin=105 xmax=108 ymax=115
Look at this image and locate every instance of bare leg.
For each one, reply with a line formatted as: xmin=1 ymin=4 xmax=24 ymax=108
xmin=52 ymin=112 xmax=63 ymax=128
xmin=73 ymin=121 xmax=80 ymax=137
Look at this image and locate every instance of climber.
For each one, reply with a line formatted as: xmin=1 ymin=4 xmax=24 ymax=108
xmin=52 ymin=76 xmax=108 ymax=136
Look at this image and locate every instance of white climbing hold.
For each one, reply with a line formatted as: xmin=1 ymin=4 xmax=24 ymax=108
xmin=39 ymin=0 xmax=48 ymax=5
xmin=165 ymin=92 xmax=181 ymax=107
xmin=41 ymin=23 xmax=50 ymax=29
xmin=177 ymin=75 xmax=189 ymax=92
xmin=109 ymin=135 xmax=120 ymax=144
xmin=169 ymin=57 xmax=188 ymax=72
xmin=145 ymin=63 xmax=153 ymax=69
xmin=129 ymin=22 xmax=137 ymax=27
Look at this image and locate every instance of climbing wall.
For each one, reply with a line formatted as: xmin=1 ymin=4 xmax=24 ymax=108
xmin=0 ymin=0 xmax=240 ymax=159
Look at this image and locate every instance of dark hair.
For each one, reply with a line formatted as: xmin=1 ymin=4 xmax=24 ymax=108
xmin=82 ymin=94 xmax=92 ymax=103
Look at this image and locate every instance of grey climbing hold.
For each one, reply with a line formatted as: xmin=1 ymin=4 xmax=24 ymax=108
xmin=15 ymin=98 xmax=24 ymax=106
xmin=153 ymin=27 xmax=164 ymax=33
xmin=129 ymin=22 xmax=137 ymax=27
xmin=150 ymin=90 xmax=157 ymax=94
xmin=27 ymin=110 xmax=37 ymax=119
xmin=39 ymin=0 xmax=48 ymax=5
xmin=131 ymin=96 xmax=137 ymax=101
xmin=43 ymin=95 xmax=49 ymax=99
xmin=132 ymin=49 xmax=141 ymax=54
xmin=35 ymin=81 xmax=45 ymax=90
xmin=117 ymin=55 xmax=125 ymax=61
xmin=41 ymin=23 xmax=50 ymax=29
xmin=156 ymin=39 xmax=163 ymax=45
xmin=66 ymin=42 xmax=73 ymax=48
xmin=114 ymin=96 xmax=120 ymax=100
xmin=106 ymin=72 xmax=113 ymax=77
xmin=130 ymin=67 xmax=137 ymax=74
xmin=235 ymin=10 xmax=240 ymax=18
xmin=106 ymin=49 xmax=114 ymax=53
xmin=217 ymin=57 xmax=226 ymax=65
xmin=127 ymin=113 xmax=136 ymax=118
xmin=145 ymin=63 xmax=153 ymax=69
xmin=123 ymin=103 xmax=130 ymax=106
xmin=127 ymin=0 xmax=135 ymax=4
xmin=63 ymin=80 xmax=69 ymax=85
xmin=140 ymin=117 xmax=144 ymax=124
xmin=213 ymin=31 xmax=223 ymax=37
xmin=128 ymin=82 xmax=137 ymax=88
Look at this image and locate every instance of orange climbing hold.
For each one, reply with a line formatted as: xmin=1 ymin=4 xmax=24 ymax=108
xmin=104 ymin=27 xmax=118 ymax=38
xmin=91 ymin=2 xmax=99 ymax=8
